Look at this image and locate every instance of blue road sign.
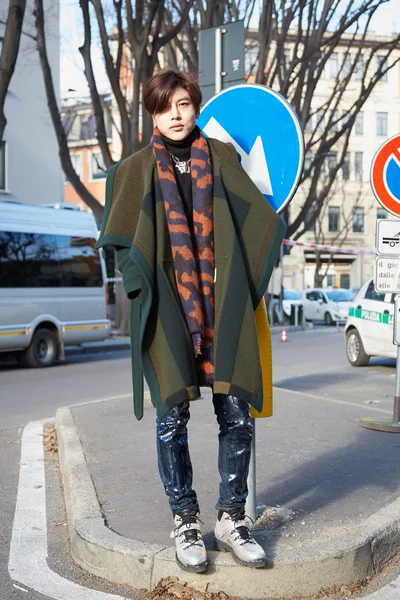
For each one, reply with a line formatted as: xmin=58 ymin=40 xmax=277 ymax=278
xmin=197 ymin=84 xmax=304 ymax=214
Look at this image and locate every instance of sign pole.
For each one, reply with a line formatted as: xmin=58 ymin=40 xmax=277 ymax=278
xmin=215 ymin=28 xmax=223 ymax=94
xmin=197 ymin=84 xmax=305 ymax=518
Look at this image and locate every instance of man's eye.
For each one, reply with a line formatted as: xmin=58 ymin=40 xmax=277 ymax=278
xmin=179 ymin=102 xmax=189 ymax=107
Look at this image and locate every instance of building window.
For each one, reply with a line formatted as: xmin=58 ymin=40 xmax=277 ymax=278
xmin=326 ymin=152 xmax=337 ymax=176
xmin=377 ymin=56 xmax=388 ymax=81
xmin=245 ymin=45 xmax=259 ymax=74
xmin=304 ymin=151 xmax=313 ymax=171
xmin=340 ymin=273 xmax=350 ymax=289
xmin=377 ymin=112 xmax=388 ymax=137
xmin=352 ymin=207 xmax=364 ymax=233
xmin=326 ymin=274 xmax=335 ymax=287
xmin=0 ymin=141 xmax=6 ymax=191
xmin=355 ymin=152 xmax=363 ymax=181
xmin=354 ymin=112 xmax=363 ymax=135
xmin=342 ymin=152 xmax=350 ymax=180
xmin=283 ymin=48 xmax=291 ymax=71
xmin=341 ymin=53 xmax=352 ymax=78
xmin=377 ymin=207 xmax=387 ymax=220
xmin=90 ymin=151 xmax=107 ymax=180
xmin=354 ymin=55 xmax=364 ymax=80
xmin=328 ymin=52 xmax=338 ymax=78
xmin=328 ymin=207 xmax=340 ymax=232
xmin=316 ymin=109 xmax=325 ymax=134
xmin=330 ymin=109 xmax=339 ymax=133
xmin=66 ymin=153 xmax=82 ymax=181
xmin=306 ymin=210 xmax=315 ymax=232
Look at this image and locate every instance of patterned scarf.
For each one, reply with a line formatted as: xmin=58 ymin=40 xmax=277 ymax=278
xmin=151 ymin=126 xmax=215 ymax=386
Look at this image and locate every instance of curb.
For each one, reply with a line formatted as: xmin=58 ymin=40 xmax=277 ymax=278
xmin=65 ymin=340 xmax=131 ymax=355
xmin=56 ymin=405 xmax=400 ymax=599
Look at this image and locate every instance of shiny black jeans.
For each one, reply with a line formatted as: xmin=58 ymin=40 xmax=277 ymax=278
xmin=156 ymin=394 xmax=253 ymax=515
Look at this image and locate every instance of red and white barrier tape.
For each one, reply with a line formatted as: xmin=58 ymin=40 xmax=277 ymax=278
xmin=283 ymin=238 xmax=375 ymax=256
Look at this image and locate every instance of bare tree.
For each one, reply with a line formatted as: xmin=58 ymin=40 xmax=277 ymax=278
xmin=0 ymin=0 xmax=26 ymax=141
xmin=34 ymin=0 xmax=104 ymax=219
xmin=254 ymin=0 xmax=400 ymax=240
xmin=33 ymin=0 xmax=400 ymax=230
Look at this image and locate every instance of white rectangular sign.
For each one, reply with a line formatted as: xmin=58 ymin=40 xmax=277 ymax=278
xmin=376 ymin=219 xmax=400 ymax=255
xmin=375 ymin=256 xmax=400 ymax=292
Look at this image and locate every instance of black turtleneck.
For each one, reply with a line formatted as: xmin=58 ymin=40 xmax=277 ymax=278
xmin=161 ymin=127 xmax=199 ymax=231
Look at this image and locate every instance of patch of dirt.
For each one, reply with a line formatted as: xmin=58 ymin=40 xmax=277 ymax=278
xmin=251 ymin=506 xmax=296 ymax=531
xmin=43 ymin=423 xmax=58 ymax=456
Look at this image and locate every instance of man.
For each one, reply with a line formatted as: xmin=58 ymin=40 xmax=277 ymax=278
xmin=97 ymin=70 xmax=285 ymax=573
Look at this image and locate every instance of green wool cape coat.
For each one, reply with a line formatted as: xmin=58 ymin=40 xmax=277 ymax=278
xmin=96 ymin=137 xmax=286 ymax=421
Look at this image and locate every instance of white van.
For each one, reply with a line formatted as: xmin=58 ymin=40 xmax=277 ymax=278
xmin=0 ymin=202 xmax=111 ymax=367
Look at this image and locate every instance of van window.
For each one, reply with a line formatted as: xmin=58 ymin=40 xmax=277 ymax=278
xmin=57 ymin=236 xmax=103 ymax=287
xmin=0 ymin=232 xmax=63 ymax=287
xmin=0 ymin=231 xmax=103 ymax=288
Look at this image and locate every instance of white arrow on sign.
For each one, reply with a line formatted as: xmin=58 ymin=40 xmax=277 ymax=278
xmin=202 ymin=117 xmax=273 ymax=198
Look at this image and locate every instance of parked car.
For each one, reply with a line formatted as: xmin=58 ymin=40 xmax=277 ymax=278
xmin=302 ymin=287 xmax=353 ymax=325
xmin=282 ymin=289 xmax=302 ymax=318
xmin=0 ymin=202 xmax=111 ymax=367
xmin=349 ymin=286 xmax=360 ymax=300
xmin=345 ymin=278 xmax=395 ymax=366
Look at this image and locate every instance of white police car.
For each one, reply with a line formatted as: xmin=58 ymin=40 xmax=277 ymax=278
xmin=345 ymin=278 xmax=396 ymax=366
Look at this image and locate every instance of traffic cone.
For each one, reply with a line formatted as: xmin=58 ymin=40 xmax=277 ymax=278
xmin=281 ymin=329 xmax=288 ymax=342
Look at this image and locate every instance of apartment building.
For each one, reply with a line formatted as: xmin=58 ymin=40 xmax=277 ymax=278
xmin=0 ymin=1 xmax=62 ymax=206
xmin=280 ymin=35 xmax=400 ymax=290
xmin=62 ymin=96 xmax=112 ymax=209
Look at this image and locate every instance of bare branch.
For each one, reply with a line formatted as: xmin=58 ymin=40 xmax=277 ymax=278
xmin=78 ymin=0 xmax=114 ymax=170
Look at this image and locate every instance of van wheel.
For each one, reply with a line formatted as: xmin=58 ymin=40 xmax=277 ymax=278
xmin=20 ymin=328 xmax=57 ymax=368
xmin=325 ymin=312 xmax=334 ymax=326
xmin=346 ymin=329 xmax=369 ymax=367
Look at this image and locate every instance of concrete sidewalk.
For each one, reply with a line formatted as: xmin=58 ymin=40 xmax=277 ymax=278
xmin=56 ymin=370 xmax=400 ymax=599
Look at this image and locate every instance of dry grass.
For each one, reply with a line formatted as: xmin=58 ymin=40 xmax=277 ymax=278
xmin=42 ymin=423 xmax=58 ymax=456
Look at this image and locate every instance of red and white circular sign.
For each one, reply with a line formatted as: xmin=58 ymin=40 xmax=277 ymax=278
xmin=371 ymin=134 xmax=400 ymax=217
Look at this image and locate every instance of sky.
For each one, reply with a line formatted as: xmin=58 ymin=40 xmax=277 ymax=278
xmin=60 ymin=0 xmax=400 ymax=99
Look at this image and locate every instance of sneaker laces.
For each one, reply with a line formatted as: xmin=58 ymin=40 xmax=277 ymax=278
xmin=171 ymin=512 xmax=204 ymax=548
xmin=225 ymin=509 xmax=256 ymax=547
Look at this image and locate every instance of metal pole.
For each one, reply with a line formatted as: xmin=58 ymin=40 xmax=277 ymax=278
xmin=215 ymin=28 xmax=222 ymax=94
xmin=245 ymin=418 xmax=256 ymax=521
xmin=394 ymin=344 xmax=400 ymax=423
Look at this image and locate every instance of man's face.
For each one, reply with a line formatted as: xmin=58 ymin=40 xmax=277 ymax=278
xmin=153 ymin=87 xmax=197 ymax=141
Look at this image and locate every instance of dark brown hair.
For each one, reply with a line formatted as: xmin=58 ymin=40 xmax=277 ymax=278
xmin=143 ymin=70 xmax=202 ymax=117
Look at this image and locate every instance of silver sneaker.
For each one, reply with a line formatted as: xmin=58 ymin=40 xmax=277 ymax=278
xmin=171 ymin=509 xmax=208 ymax=572
xmin=214 ymin=508 xmax=268 ymax=568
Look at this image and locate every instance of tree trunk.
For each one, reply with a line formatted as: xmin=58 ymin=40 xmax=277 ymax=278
xmin=34 ymin=0 xmax=104 ymax=220
xmin=0 ymin=0 xmax=26 ymax=142
xmin=314 ymin=251 xmax=324 ymax=287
